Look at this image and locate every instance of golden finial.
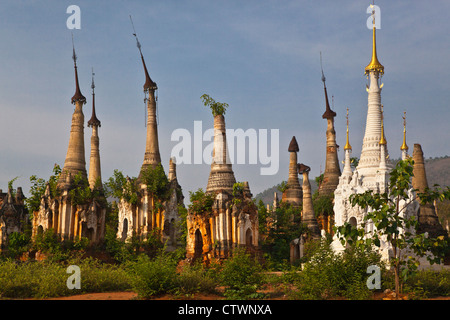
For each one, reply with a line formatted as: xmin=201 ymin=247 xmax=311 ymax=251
xmin=379 ymin=105 xmax=387 ymax=145
xmin=400 ymin=111 xmax=408 ymax=151
xmin=344 ymin=108 xmax=352 ymax=150
xmin=364 ymin=4 xmax=384 ymax=75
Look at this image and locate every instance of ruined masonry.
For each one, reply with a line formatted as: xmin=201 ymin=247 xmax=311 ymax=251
xmin=116 ymin=35 xmax=184 ymax=249
xmin=32 ymin=45 xmax=106 ymax=244
xmin=185 ymin=111 xmax=259 ymax=264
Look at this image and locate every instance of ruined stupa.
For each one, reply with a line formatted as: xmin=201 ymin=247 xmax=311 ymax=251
xmin=185 ymin=98 xmax=259 ymax=264
xmin=282 ymin=136 xmax=302 ymax=208
xmin=32 ymin=42 xmax=106 ymax=244
xmin=116 ymin=29 xmax=183 ymax=248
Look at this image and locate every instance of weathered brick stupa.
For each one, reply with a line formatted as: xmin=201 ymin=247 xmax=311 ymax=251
xmin=318 ymin=60 xmax=341 ymax=196
xmin=32 ymin=42 xmax=106 ymax=244
xmin=116 ymin=29 xmax=183 ymax=249
xmin=412 ymin=144 xmax=447 ymax=239
xmin=185 ymin=99 xmax=259 ymax=264
xmin=282 ymin=136 xmax=302 ymax=208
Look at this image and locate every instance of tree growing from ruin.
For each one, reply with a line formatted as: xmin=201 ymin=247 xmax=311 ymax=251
xmin=201 ymin=94 xmax=229 ymax=116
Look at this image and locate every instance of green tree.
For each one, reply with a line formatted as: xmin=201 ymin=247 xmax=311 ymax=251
xmin=25 ymin=164 xmax=61 ymax=214
xmin=104 ymin=170 xmax=138 ymax=205
xmin=201 ymin=94 xmax=229 ymax=116
xmin=188 ymin=188 xmax=214 ymax=215
xmin=335 ymin=158 xmax=449 ymax=297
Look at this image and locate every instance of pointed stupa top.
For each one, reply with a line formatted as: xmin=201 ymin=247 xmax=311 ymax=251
xmin=344 ymin=108 xmax=352 ymax=150
xmin=379 ymin=105 xmax=387 ymax=145
xmin=400 ymin=111 xmax=408 ymax=151
xmin=71 ymin=38 xmax=86 ymax=105
xmin=365 ymin=5 xmax=384 ymax=75
xmin=88 ymin=68 xmax=101 ymax=128
xmin=288 ymin=136 xmax=299 ymax=152
xmin=320 ymin=53 xmax=336 ymax=119
xmin=130 ymin=16 xmax=157 ymax=92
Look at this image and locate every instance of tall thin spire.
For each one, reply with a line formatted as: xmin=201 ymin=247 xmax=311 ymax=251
xmin=365 ymin=5 xmax=384 ymax=76
xmin=344 ymin=108 xmax=352 ymax=151
xmin=71 ymin=34 xmax=86 ymax=105
xmin=88 ymin=68 xmax=101 ymax=128
xmin=400 ymin=111 xmax=408 ymax=151
xmin=87 ymin=68 xmax=102 ymax=190
xmin=320 ymin=52 xmax=336 ymax=119
xmin=319 ymin=52 xmax=340 ymax=196
xmin=130 ymin=15 xmax=157 ymax=92
xmin=130 ymin=16 xmax=161 ymax=177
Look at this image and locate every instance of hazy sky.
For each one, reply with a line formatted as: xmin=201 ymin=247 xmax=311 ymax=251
xmin=0 ymin=1 xmax=449 ymax=202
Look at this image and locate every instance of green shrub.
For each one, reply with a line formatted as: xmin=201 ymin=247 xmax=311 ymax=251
xmin=287 ymin=240 xmax=382 ymax=300
xmin=220 ymin=248 xmax=264 ymax=299
xmin=404 ymin=269 xmax=450 ymax=298
xmin=175 ymin=264 xmax=218 ymax=295
xmin=126 ymin=252 xmax=177 ymax=298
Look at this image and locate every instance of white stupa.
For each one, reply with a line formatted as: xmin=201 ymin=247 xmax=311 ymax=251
xmin=331 ymin=8 xmax=419 ymax=261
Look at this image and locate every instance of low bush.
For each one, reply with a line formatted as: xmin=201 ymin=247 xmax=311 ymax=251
xmin=219 ymin=248 xmax=265 ymax=299
xmin=126 ymin=251 xmax=178 ymax=298
xmin=286 ymin=240 xmax=383 ymax=300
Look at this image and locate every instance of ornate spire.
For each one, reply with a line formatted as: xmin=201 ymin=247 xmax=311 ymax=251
xmin=88 ymin=68 xmax=101 ymax=128
xmin=400 ymin=111 xmax=408 ymax=151
xmin=320 ymin=52 xmax=336 ymax=119
xmin=130 ymin=16 xmax=157 ymax=92
xmin=379 ymin=105 xmax=387 ymax=145
xmin=344 ymin=108 xmax=352 ymax=150
xmin=364 ymin=5 xmax=384 ymax=76
xmin=71 ymin=35 xmax=86 ymax=105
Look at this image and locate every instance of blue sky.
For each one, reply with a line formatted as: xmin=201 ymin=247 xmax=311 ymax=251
xmin=0 ymin=1 xmax=449 ymax=201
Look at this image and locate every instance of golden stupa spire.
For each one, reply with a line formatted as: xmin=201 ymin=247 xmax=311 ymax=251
xmin=400 ymin=111 xmax=409 ymax=151
xmin=364 ymin=4 xmax=384 ymax=75
xmin=344 ymin=108 xmax=352 ymax=150
xmin=379 ymin=105 xmax=387 ymax=145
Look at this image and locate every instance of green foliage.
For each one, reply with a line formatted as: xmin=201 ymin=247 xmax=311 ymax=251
xmin=188 ymin=188 xmax=215 ymax=215
xmin=140 ymin=163 xmax=170 ymax=200
xmin=259 ymin=202 xmax=307 ymax=269
xmin=0 ymin=258 xmax=131 ymax=299
xmin=25 ymin=164 xmax=61 ymax=213
xmin=6 ymin=231 xmax=32 ymax=258
xmin=126 ymin=250 xmax=178 ymax=298
xmin=277 ymin=181 xmax=288 ymax=193
xmin=232 ymin=182 xmax=244 ymax=205
xmin=312 ymin=192 xmax=334 ymax=217
xmin=175 ymin=264 xmax=218 ymax=296
xmin=69 ymin=172 xmax=93 ymax=206
xmin=220 ymin=248 xmax=264 ymax=299
xmin=104 ymin=169 xmax=138 ymax=204
xmin=335 ymin=158 xmax=450 ymax=296
xmin=201 ymin=94 xmax=229 ymax=116
xmin=350 ymin=157 xmax=359 ymax=169
xmin=286 ymin=240 xmax=382 ymax=300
